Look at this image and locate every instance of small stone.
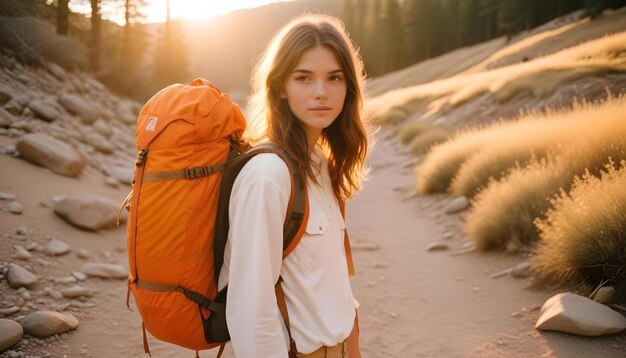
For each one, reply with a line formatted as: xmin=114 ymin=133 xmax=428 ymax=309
xmin=16 ymin=227 xmax=28 ymax=236
xmin=104 ymin=166 xmax=133 ymax=185
xmin=60 ymin=285 xmax=92 ymax=299
xmin=80 ymin=263 xmax=128 ymax=279
xmin=0 ymin=318 xmax=23 ymax=352
xmin=445 ymin=196 xmax=470 ymax=214
xmin=28 ymin=100 xmax=59 ymax=122
xmin=47 ymin=290 xmax=63 ymax=300
xmin=7 ymin=263 xmax=38 ymax=289
xmin=25 ymin=243 xmax=37 ymax=251
xmin=71 ymin=271 xmax=87 ymax=281
xmin=20 ymin=291 xmax=32 ymax=301
xmin=55 ymin=276 xmax=78 ymax=284
xmin=442 ymin=232 xmax=454 ymax=240
xmin=13 ymin=246 xmax=32 ymax=260
xmin=18 ymin=310 xmax=79 ymax=337
xmin=76 ymin=249 xmax=90 ymax=259
xmin=5 ymin=202 xmax=23 ymax=215
xmin=105 ymin=177 xmax=119 ymax=188
xmin=0 ymin=306 xmax=20 ymax=316
xmin=591 ymin=286 xmax=616 ymax=304
xmin=351 ymin=241 xmax=381 ymax=251
xmin=511 ymin=261 xmax=532 ymax=278
xmin=473 ymin=286 xmax=480 ymax=292
xmin=92 ymin=119 xmax=112 ymax=138
xmin=44 ymin=239 xmax=70 ymax=256
xmin=0 ymin=192 xmax=16 ymax=200
xmin=426 ymin=241 xmax=449 ymax=251
xmin=491 ymin=268 xmax=512 ymax=278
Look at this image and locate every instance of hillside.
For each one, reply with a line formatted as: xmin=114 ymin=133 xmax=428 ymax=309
xmin=366 ymin=7 xmax=626 ymax=130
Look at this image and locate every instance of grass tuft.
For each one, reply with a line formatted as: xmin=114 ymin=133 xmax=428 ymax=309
xmin=397 ymin=121 xmax=431 ymax=144
xmin=465 ymin=96 xmax=626 ymax=251
xmin=409 ymin=128 xmax=450 ymax=156
xmin=532 ymin=162 xmax=626 ymax=295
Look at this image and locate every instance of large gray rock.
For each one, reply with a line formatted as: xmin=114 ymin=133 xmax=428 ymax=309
xmin=7 ymin=263 xmax=37 ymax=289
xmin=53 ymin=194 xmax=118 ymax=231
xmin=47 ymin=62 xmax=66 ymax=81
xmin=28 ymin=100 xmax=59 ymax=122
xmin=536 ymin=292 xmax=626 ymax=336
xmin=16 ymin=133 xmax=86 ymax=177
xmin=58 ymin=93 xmax=99 ymax=124
xmin=18 ymin=311 xmax=79 ymax=337
xmin=445 ymin=196 xmax=470 ymax=214
xmin=0 ymin=319 xmax=23 ymax=352
xmin=80 ymin=262 xmax=128 ymax=279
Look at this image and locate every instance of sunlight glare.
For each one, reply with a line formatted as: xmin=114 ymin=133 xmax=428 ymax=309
xmin=145 ymin=0 xmax=292 ymax=23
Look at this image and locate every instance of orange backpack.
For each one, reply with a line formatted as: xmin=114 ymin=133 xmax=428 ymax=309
xmin=120 ymin=78 xmax=354 ymax=356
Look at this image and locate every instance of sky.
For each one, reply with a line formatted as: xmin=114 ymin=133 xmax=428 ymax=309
xmin=69 ymin=0 xmax=294 ymax=25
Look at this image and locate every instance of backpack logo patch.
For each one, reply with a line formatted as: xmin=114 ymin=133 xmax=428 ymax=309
xmin=146 ymin=117 xmax=158 ymax=132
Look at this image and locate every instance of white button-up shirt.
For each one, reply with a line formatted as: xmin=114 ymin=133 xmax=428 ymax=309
xmin=218 ymin=148 xmax=356 ymax=357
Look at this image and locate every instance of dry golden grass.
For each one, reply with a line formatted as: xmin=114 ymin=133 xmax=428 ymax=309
xmin=372 ymin=106 xmax=409 ymax=126
xmin=366 ymin=31 xmax=626 ymax=119
xmin=397 ymin=121 xmax=431 ymax=144
xmin=464 ymin=96 xmax=626 ymax=251
xmin=532 ymin=163 xmax=626 ymax=294
xmin=465 ymin=158 xmax=565 ymax=251
xmin=408 ymin=128 xmax=450 ymax=156
xmin=417 ymin=115 xmax=567 ymax=194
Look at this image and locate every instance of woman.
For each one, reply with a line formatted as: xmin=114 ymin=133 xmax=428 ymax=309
xmin=217 ymin=14 xmax=369 ymax=357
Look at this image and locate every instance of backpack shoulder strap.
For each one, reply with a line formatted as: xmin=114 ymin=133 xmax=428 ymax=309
xmin=213 ymin=143 xmax=309 ymax=283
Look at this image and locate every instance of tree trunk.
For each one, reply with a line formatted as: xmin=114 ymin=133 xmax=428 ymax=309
xmin=90 ymin=0 xmax=101 ymax=72
xmin=57 ymin=0 xmax=69 ymax=35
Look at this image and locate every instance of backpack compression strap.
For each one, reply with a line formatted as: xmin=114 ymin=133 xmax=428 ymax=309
xmin=213 ymin=143 xmax=309 ymax=284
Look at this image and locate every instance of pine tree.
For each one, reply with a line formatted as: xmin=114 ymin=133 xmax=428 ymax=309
xmin=153 ymin=0 xmax=191 ymax=88
xmin=378 ymin=0 xmax=405 ymax=73
xmin=403 ymin=0 xmax=437 ymax=64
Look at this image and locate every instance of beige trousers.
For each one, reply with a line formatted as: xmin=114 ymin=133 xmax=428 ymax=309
xmin=296 ymin=339 xmax=348 ymax=358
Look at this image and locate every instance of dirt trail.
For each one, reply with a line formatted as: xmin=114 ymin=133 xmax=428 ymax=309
xmin=1 ymin=134 xmax=625 ymax=357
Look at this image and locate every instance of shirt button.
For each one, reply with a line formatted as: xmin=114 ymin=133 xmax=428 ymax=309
xmin=319 ymin=225 xmax=323 ymax=231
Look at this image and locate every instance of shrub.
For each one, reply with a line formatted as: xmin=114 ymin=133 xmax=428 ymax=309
xmin=532 ymin=163 xmax=626 ymax=294
xmin=466 ymin=158 xmax=567 ymax=251
xmin=449 ymin=119 xmax=569 ymax=198
xmin=416 ymin=118 xmax=550 ymax=194
xmin=466 ymin=131 xmax=626 ymax=251
xmin=409 ymin=128 xmax=450 ymax=156
xmin=372 ymin=106 xmax=409 ymax=126
xmin=397 ymin=121 xmax=430 ymax=144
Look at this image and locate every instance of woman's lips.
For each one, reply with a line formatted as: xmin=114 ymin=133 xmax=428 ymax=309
xmin=309 ymin=107 xmax=331 ymax=111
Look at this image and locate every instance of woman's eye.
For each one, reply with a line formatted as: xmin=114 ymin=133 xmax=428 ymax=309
xmin=329 ymin=75 xmax=344 ymax=81
xmin=295 ymin=76 xmax=309 ymax=82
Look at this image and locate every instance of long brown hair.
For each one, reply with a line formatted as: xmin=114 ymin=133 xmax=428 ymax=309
xmin=245 ymin=14 xmax=369 ymax=200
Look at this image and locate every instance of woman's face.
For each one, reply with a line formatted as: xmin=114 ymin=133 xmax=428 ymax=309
xmin=282 ymin=45 xmax=347 ymax=147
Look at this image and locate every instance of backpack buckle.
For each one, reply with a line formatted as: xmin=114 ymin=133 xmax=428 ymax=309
xmin=135 ymin=149 xmax=148 ymax=167
xmin=184 ymin=166 xmax=208 ymax=179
